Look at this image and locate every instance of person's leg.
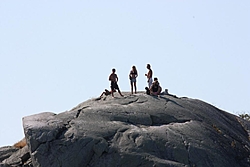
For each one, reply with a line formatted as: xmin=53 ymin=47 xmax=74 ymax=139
xmin=134 ymin=81 xmax=137 ymax=94
xmin=157 ymin=87 xmax=162 ymax=95
xmin=118 ymin=89 xmax=124 ymax=96
xmin=130 ymin=81 xmax=133 ymax=94
xmin=111 ymin=90 xmax=114 ymax=97
xmin=148 ymin=78 xmax=153 ymax=88
xmin=111 ymin=85 xmax=115 ymax=97
xmin=100 ymin=92 xmax=104 ymax=98
xmin=117 ymin=84 xmax=124 ymax=96
xmin=114 ymin=83 xmax=123 ymax=97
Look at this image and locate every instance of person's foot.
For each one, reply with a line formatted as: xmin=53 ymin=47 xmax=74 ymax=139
xmin=95 ymin=97 xmax=101 ymax=101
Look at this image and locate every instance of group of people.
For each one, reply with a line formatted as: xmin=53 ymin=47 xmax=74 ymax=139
xmin=144 ymin=64 xmax=162 ymax=96
xmin=100 ymin=64 xmax=162 ymax=98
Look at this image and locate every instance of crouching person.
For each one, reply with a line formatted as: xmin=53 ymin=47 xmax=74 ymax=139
xmin=150 ymin=78 xmax=162 ymax=96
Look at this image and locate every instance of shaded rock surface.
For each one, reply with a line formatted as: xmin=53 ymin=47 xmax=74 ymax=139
xmin=0 ymin=147 xmax=18 ymax=162
xmin=1 ymin=92 xmax=250 ymax=167
xmin=0 ymin=145 xmax=31 ymax=167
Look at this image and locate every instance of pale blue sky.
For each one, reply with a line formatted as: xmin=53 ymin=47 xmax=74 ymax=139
xmin=0 ymin=1 xmax=249 ymax=146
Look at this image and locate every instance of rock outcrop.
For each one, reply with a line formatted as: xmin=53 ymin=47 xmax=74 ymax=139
xmin=1 ymin=93 xmax=250 ymax=167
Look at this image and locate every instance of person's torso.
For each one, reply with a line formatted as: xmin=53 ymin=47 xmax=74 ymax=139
xmin=130 ymin=70 xmax=137 ymax=78
xmin=110 ymin=74 xmax=117 ymax=82
xmin=147 ymin=69 xmax=152 ymax=78
xmin=152 ymin=85 xmax=158 ymax=92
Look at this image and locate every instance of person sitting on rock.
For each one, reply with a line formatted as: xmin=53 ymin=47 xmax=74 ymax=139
xmin=150 ymin=77 xmax=162 ymax=96
xmin=99 ymin=89 xmax=112 ymax=98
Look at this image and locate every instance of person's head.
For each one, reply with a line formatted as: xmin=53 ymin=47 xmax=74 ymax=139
xmin=153 ymin=77 xmax=159 ymax=85
xmin=132 ymin=66 xmax=136 ymax=71
xmin=112 ymin=68 xmax=116 ymax=73
xmin=147 ymin=64 xmax=151 ymax=69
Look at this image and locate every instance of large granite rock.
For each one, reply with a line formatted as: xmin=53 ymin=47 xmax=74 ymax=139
xmin=0 ymin=147 xmax=18 ymax=162
xmin=1 ymin=93 xmax=250 ymax=166
xmin=0 ymin=145 xmax=31 ymax=167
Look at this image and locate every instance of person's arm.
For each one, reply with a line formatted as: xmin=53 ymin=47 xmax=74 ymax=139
xmin=148 ymin=70 xmax=152 ymax=78
xmin=157 ymin=86 xmax=162 ymax=95
xmin=116 ymin=74 xmax=118 ymax=82
xmin=109 ymin=74 xmax=112 ymax=81
xmin=145 ymin=70 xmax=148 ymax=77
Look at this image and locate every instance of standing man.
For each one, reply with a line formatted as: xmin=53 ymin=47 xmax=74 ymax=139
xmin=145 ymin=64 xmax=153 ymax=88
xmin=109 ymin=68 xmax=123 ymax=97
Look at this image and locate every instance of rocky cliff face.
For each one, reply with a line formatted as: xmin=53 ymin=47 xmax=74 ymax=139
xmin=1 ymin=93 xmax=250 ymax=167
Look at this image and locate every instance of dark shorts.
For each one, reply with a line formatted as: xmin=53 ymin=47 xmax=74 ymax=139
xmin=111 ymin=81 xmax=119 ymax=91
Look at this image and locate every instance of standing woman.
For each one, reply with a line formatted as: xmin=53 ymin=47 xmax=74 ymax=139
xmin=129 ymin=66 xmax=138 ymax=94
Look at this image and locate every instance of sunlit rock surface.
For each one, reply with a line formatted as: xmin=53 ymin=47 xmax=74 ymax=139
xmin=1 ymin=92 xmax=250 ymax=167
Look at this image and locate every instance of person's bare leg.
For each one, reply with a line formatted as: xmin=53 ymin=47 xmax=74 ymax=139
xmin=130 ymin=82 xmax=133 ymax=94
xmin=118 ymin=89 xmax=123 ymax=97
xmin=134 ymin=82 xmax=137 ymax=94
xmin=111 ymin=90 xmax=114 ymax=97
xmin=100 ymin=92 xmax=104 ymax=98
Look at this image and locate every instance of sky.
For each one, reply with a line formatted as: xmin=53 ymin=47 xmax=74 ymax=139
xmin=0 ymin=1 xmax=249 ymax=147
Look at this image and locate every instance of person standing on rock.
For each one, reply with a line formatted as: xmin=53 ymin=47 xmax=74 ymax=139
xmin=145 ymin=64 xmax=153 ymax=88
xmin=109 ymin=68 xmax=123 ymax=97
xmin=129 ymin=65 xmax=138 ymax=94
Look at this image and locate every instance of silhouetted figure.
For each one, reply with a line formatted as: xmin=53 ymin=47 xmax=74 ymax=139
xmin=129 ymin=66 xmax=138 ymax=94
xmin=109 ymin=68 xmax=123 ymax=97
xmin=145 ymin=64 xmax=153 ymax=88
xmin=150 ymin=77 xmax=162 ymax=96
xmin=99 ymin=89 xmax=112 ymax=98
